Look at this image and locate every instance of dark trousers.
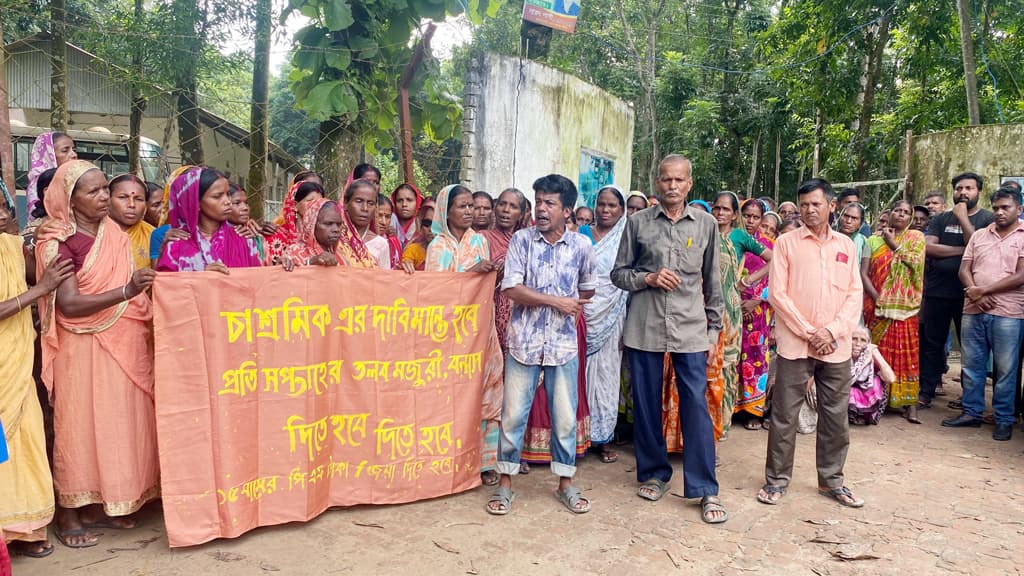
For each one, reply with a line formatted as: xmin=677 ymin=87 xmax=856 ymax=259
xmin=919 ymin=295 xmax=965 ymax=401
xmin=765 ymin=356 xmax=852 ymax=489
xmin=627 ymin=348 xmax=718 ymax=499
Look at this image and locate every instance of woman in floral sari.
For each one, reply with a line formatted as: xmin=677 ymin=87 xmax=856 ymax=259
xmin=579 ymin=186 xmax=627 ymax=463
xmin=424 ymin=184 xmax=504 ymax=486
xmin=283 ymin=198 xmax=349 ymax=266
xmin=862 ymin=199 xmax=925 ymax=423
xmin=26 ymin=132 xmax=78 ymax=215
xmin=736 ymin=199 xmax=774 ymax=428
xmin=37 ymin=160 xmax=159 ymax=547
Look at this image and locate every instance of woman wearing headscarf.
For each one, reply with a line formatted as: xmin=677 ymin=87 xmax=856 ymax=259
xmin=400 ymin=200 xmax=437 ymax=271
xmin=0 ymin=201 xmax=73 ymax=559
xmin=26 ymin=132 xmax=78 ymax=215
xmin=626 ymin=191 xmax=649 ymax=217
xmin=107 ymin=174 xmax=155 ymax=271
xmin=391 ymin=183 xmax=425 ymax=249
xmin=374 ymin=195 xmax=403 ymax=269
xmin=264 ymin=181 xmax=326 ymax=265
xmin=480 ymin=189 xmax=532 ymax=353
xmin=157 ymin=167 xmax=262 ymax=272
xmin=36 ymin=160 xmax=159 ymax=547
xmin=735 ymin=199 xmax=774 ymax=429
xmin=343 ymin=179 xmax=391 ymax=269
xmin=148 ymin=165 xmax=193 ymax=265
xmin=424 ymin=184 xmax=504 ymax=486
xmin=283 ymin=198 xmax=363 ymax=267
xmin=579 ymin=185 xmax=628 ymax=463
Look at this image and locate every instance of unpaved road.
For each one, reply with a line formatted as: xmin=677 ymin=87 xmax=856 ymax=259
xmin=14 ymin=372 xmax=1024 ymax=576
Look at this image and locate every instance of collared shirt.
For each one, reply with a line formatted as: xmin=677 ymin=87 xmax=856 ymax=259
xmin=962 ymin=222 xmax=1024 ymax=318
xmin=501 ymin=227 xmax=597 ymax=366
xmin=610 ymin=204 xmax=723 ymax=353
xmin=769 ymin=225 xmax=863 ymax=363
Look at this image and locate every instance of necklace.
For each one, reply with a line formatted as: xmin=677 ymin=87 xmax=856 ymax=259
xmin=359 ymin=227 xmax=371 ymax=241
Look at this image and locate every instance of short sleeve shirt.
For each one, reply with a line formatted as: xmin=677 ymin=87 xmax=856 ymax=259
xmin=925 ymin=209 xmax=994 ymax=298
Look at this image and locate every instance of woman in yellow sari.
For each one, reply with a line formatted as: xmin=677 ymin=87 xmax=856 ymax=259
xmin=36 ymin=160 xmax=159 ymax=548
xmin=107 ymin=173 xmax=154 ymax=270
xmin=0 ymin=202 xmax=73 ymax=558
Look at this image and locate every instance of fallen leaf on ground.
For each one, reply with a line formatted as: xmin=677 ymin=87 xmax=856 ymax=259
xmin=804 ymin=519 xmax=840 ymax=526
xmin=433 ymin=541 xmax=460 ymax=554
xmin=810 ymin=537 xmax=848 ymax=545
xmin=353 ymin=521 xmax=384 ymax=529
xmin=260 ymin=561 xmax=281 ymax=572
xmin=830 ymin=550 xmax=882 ymax=561
xmin=444 ymin=522 xmax=483 ymax=528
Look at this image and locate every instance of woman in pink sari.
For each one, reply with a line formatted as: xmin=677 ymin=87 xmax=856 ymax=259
xmin=36 ymin=160 xmax=159 ymax=548
xmin=26 ymin=132 xmax=78 ymax=215
xmin=157 ymin=167 xmax=262 ymax=272
xmin=736 ymin=199 xmax=774 ymax=428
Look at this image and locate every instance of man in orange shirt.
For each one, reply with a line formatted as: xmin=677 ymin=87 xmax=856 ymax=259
xmin=759 ymin=179 xmax=864 ymax=508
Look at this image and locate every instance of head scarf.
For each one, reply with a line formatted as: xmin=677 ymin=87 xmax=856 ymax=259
xmin=26 ymin=132 xmax=59 ymax=215
xmin=266 ymin=181 xmax=304 ymax=263
xmin=158 ymin=165 xmax=194 ymax=227
xmin=157 ymin=167 xmax=260 ymax=271
xmin=584 ymin=184 xmax=629 ymax=354
xmin=337 ymin=193 xmax=380 ymax=269
xmin=425 ymin=184 xmax=489 ymax=272
xmin=627 ymin=190 xmax=650 ymax=208
xmin=285 ymin=197 xmax=340 ymax=264
xmin=390 ymin=183 xmax=424 ymax=248
xmin=688 ymin=199 xmax=710 ymax=212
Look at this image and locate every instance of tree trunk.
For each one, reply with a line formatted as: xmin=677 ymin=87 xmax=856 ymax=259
xmin=128 ymin=0 xmax=146 ymax=174
xmin=0 ymin=18 xmax=16 ymax=232
xmin=853 ymin=12 xmax=891 ymax=180
xmin=644 ymin=24 xmax=658 ymax=192
xmin=246 ymin=0 xmax=271 ymax=222
xmin=49 ymin=0 xmax=68 ymax=131
xmin=173 ymin=0 xmax=203 ymax=165
xmin=956 ymin=0 xmax=981 ymax=125
xmin=812 ymin=107 xmax=823 ymax=177
xmin=773 ymin=132 xmax=781 ymax=203
xmin=746 ymin=130 xmax=761 ymax=197
xmin=315 ymin=117 xmax=361 ymax=197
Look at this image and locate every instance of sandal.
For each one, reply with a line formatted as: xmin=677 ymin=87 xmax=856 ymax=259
xmin=818 ymin=486 xmax=865 ymax=508
xmin=756 ymin=484 xmax=786 ymax=505
xmin=486 ymin=486 xmax=515 ymax=516
xmin=700 ymin=496 xmax=729 ymax=524
xmin=599 ymin=449 xmax=618 ymax=464
xmin=744 ymin=419 xmax=762 ymax=431
xmin=12 ymin=541 xmax=55 ymax=558
xmin=480 ymin=470 xmax=500 ymax=486
xmin=54 ymin=527 xmax=99 ymax=548
xmin=637 ymin=479 xmax=668 ymax=502
xmin=519 ymin=461 xmax=530 ymax=475
xmin=554 ymin=485 xmax=590 ymax=514
xmin=902 ymin=409 xmax=922 ymax=425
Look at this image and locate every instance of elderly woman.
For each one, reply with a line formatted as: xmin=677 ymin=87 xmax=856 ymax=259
xmin=862 ymin=199 xmax=926 ymax=423
xmin=837 ymin=201 xmax=868 ymax=264
xmin=343 ymin=179 xmax=391 ymax=269
xmin=264 ymin=181 xmax=326 ymax=265
xmin=480 ymin=189 xmax=532 ymax=353
xmin=283 ymin=198 xmax=349 ymax=267
xmin=26 ymin=132 xmax=78 ymax=215
xmin=579 ymin=185 xmax=628 ymax=463
xmin=424 ymin=184 xmax=504 ymax=486
xmin=626 ymin=191 xmax=649 ymax=217
xmin=107 ymin=174 xmax=154 ymax=270
xmin=157 ymin=167 xmax=262 ymax=273
xmin=36 ymin=160 xmax=159 ymax=547
xmin=735 ymin=199 xmax=775 ymax=429
xmin=0 ymin=201 xmax=73 ymax=559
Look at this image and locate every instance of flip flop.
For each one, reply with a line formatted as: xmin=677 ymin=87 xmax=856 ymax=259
xmin=700 ymin=496 xmax=729 ymax=524
xmin=756 ymin=484 xmax=786 ymax=505
xmin=818 ymin=486 xmax=865 ymax=508
xmin=554 ymin=485 xmax=590 ymax=514
xmin=486 ymin=486 xmax=514 ymax=516
xmin=54 ymin=527 xmax=99 ymax=549
xmin=12 ymin=541 xmax=55 ymax=558
xmin=599 ymin=450 xmax=618 ymax=464
xmin=637 ymin=479 xmax=668 ymax=502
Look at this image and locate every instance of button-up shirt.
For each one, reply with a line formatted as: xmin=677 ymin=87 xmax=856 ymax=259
xmin=769 ymin=225 xmax=863 ymax=363
xmin=610 ymin=204 xmax=723 ymax=353
xmin=961 ymin=222 xmax=1024 ymax=318
xmin=501 ymin=227 xmax=597 ymax=366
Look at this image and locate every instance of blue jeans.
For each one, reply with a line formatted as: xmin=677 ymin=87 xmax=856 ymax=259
xmin=961 ymin=313 xmax=1023 ymax=425
xmin=497 ymin=355 xmax=579 ymax=478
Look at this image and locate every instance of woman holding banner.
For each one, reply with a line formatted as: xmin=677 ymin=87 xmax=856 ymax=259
xmin=284 ymin=198 xmax=378 ymax=268
xmin=157 ymin=167 xmax=263 ymax=273
xmin=425 ymin=184 xmax=505 ymax=486
xmin=343 ymin=179 xmax=392 ymax=269
xmin=36 ymin=160 xmax=160 ymax=547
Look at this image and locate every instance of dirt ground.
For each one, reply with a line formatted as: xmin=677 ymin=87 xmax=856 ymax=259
xmin=14 ymin=368 xmax=1024 ymax=576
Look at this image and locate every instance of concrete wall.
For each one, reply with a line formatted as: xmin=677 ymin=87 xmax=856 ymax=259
xmin=910 ymin=123 xmax=1024 ymax=200
xmin=460 ymin=52 xmax=634 ymax=208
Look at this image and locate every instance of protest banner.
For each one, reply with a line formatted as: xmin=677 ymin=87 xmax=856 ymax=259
xmin=153 ymin=267 xmax=495 ymax=547
xmin=522 ymin=0 xmax=581 ymax=34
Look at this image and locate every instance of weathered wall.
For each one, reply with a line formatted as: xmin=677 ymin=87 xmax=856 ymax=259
xmin=461 ymin=52 xmax=634 ymax=207
xmin=910 ymin=123 xmax=1024 ymax=200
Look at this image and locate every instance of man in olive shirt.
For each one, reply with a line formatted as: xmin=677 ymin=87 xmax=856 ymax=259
xmin=611 ymin=154 xmax=727 ymax=524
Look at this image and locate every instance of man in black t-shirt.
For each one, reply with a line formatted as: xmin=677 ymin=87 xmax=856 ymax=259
xmin=919 ymin=172 xmax=994 ymax=407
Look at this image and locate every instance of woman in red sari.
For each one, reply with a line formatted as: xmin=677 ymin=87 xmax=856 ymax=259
xmin=480 ymin=188 xmax=532 ymax=355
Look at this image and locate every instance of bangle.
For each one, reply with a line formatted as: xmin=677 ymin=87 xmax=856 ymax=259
xmin=122 ymin=285 xmax=129 ymax=301
xmin=15 ymin=295 xmax=23 ymax=310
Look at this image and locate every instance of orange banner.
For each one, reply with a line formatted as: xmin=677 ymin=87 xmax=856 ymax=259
xmin=153 ymin=268 xmax=495 ymax=547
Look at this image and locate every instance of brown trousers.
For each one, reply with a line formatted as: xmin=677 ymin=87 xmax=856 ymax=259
xmin=764 ymin=356 xmax=852 ymax=490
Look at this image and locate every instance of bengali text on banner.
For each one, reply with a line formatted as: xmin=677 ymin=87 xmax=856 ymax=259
xmin=153 ymin=267 xmax=495 ymax=547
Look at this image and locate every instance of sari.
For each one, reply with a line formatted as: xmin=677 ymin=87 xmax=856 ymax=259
xmin=736 ymin=232 xmax=774 ymax=417
xmin=126 ymin=220 xmax=155 ymax=270
xmin=581 ymin=213 xmax=628 ymax=445
xmin=864 ymin=231 xmax=925 ymax=408
xmin=26 ymin=132 xmax=57 ymax=214
xmin=0 ymin=234 xmax=53 ymax=544
xmin=424 ymin=184 xmax=503 ymax=473
xmin=390 ymin=183 xmax=424 ymax=249
xmin=338 ymin=205 xmax=382 ymax=270
xmin=36 ymin=160 xmax=159 ymax=515
xmin=480 ymin=207 xmax=533 ymax=355
xmin=283 ymin=198 xmax=345 ymax=265
xmin=663 ymin=230 xmax=739 ymax=449
xmin=156 ymin=167 xmax=262 ymax=272
xmin=849 ymin=343 xmax=886 ymax=425
xmin=265 ymin=182 xmax=303 ymax=264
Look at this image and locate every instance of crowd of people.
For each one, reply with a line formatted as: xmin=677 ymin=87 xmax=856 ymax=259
xmin=1 ymin=131 xmax=1022 ymax=567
